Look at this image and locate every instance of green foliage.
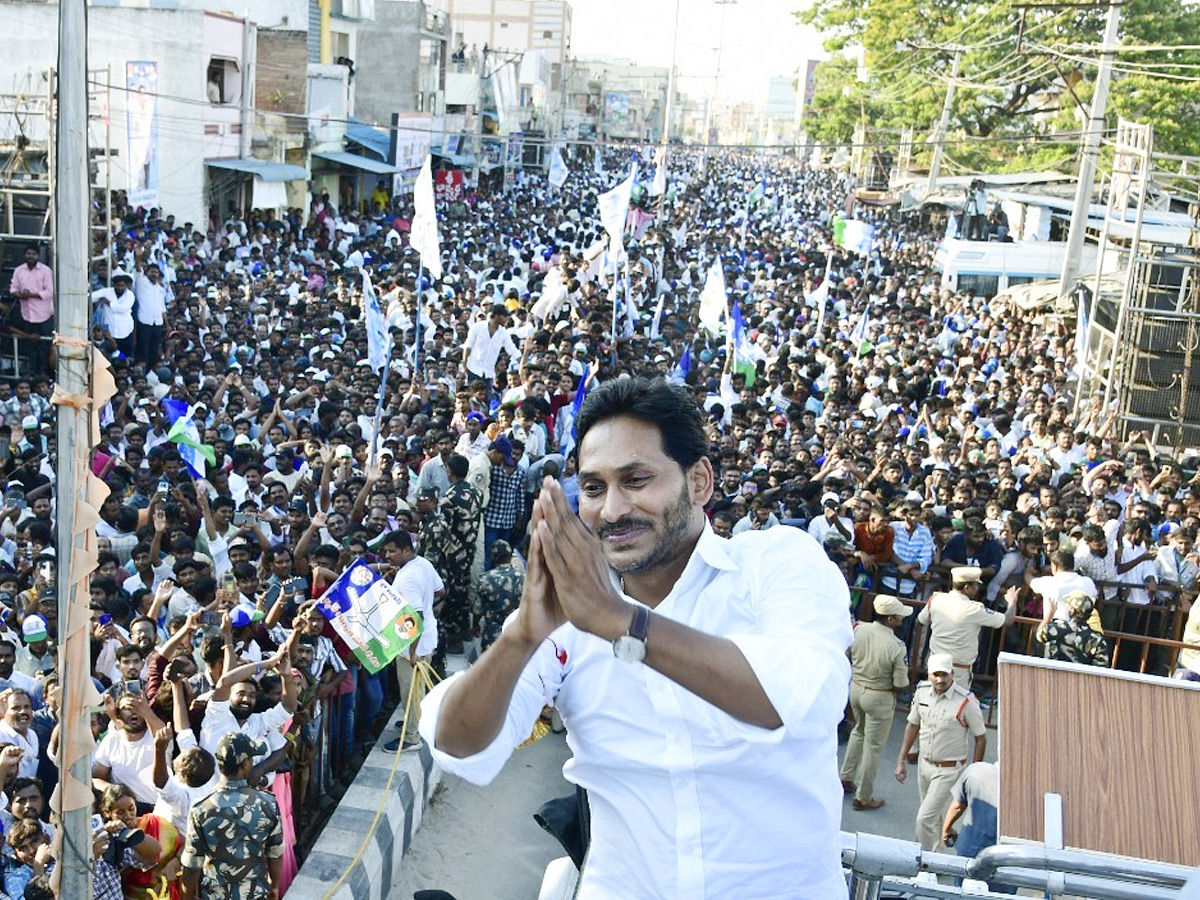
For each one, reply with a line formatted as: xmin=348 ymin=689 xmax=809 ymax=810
xmin=795 ymin=0 xmax=1200 ymax=165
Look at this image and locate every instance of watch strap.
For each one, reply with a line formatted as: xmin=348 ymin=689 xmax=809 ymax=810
xmin=628 ymin=604 xmax=649 ymax=643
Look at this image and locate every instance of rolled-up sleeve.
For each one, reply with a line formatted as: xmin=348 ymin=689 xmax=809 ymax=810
xmin=419 ymin=624 xmax=567 ymax=785
xmin=726 ymin=529 xmax=853 ymax=742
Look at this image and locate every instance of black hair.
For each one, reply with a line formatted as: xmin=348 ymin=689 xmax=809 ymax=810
xmin=575 ymin=377 xmax=708 ymax=470
xmin=446 ymin=453 xmax=469 ymax=479
xmin=380 ymin=530 xmax=414 ymax=551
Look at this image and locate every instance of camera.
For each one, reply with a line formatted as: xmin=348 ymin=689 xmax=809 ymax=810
xmin=102 ymin=826 xmax=144 ymax=865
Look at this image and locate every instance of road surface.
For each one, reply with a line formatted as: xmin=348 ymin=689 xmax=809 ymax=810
xmin=389 ymin=710 xmax=1000 ymax=899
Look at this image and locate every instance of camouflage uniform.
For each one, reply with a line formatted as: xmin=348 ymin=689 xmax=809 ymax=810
xmin=1044 ymin=594 xmax=1110 ymax=667
xmin=474 ymin=562 xmax=525 ymax=650
xmin=418 ymin=507 xmax=452 ymax=575
xmin=181 ymin=733 xmax=284 ymax=900
xmin=437 ymin=479 xmax=483 ymax=645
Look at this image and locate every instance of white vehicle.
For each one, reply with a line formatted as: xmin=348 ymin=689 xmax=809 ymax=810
xmin=933 ymin=237 xmax=1099 ymax=298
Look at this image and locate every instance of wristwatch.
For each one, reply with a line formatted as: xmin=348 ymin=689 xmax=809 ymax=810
xmin=612 ymin=604 xmax=650 ymax=663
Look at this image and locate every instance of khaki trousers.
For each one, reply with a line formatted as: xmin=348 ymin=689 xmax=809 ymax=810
xmin=839 ymin=683 xmax=895 ymax=804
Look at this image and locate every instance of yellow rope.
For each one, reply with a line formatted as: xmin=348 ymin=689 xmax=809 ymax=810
xmin=320 ymin=660 xmax=440 ymax=900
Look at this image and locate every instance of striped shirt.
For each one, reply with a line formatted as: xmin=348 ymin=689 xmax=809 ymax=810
xmin=881 ymin=522 xmax=934 ymax=596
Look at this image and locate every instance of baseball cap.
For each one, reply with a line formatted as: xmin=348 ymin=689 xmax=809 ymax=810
xmin=416 ymin=486 xmax=439 ymax=501
xmin=21 ymin=416 xmax=38 ymax=431
xmin=21 ymin=615 xmax=48 ymax=644
xmin=821 ymin=492 xmax=840 ymax=508
xmin=488 ymin=436 xmax=515 ymax=466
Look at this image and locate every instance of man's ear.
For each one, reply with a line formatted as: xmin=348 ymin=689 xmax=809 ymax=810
xmin=689 ymin=457 xmax=714 ymax=506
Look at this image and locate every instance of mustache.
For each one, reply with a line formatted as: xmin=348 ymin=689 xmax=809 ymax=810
xmin=596 ymin=517 xmax=653 ymax=539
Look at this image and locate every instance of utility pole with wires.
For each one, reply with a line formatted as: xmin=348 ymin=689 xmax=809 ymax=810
xmin=1057 ymin=0 xmax=1122 ymax=294
xmin=925 ymin=46 xmax=964 ymax=197
xmin=701 ymin=0 xmax=738 ymax=172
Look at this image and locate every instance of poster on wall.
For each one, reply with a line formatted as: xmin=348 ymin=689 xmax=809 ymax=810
xmin=434 ymin=170 xmax=465 ymax=202
xmin=125 ymin=61 xmax=159 ymax=210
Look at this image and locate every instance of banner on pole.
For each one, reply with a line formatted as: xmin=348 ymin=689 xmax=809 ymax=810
xmin=316 ymin=559 xmax=423 ymax=674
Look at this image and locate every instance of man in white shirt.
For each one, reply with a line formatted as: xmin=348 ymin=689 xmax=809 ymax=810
xmin=199 ymin=641 xmax=297 ymax=789
xmin=92 ymin=270 xmax=137 ymax=358
xmin=93 ymin=694 xmax=160 ymax=810
xmin=382 ymin=530 xmax=443 ymax=753
xmin=422 ymin=378 xmax=853 ymax=898
xmin=462 ymin=304 xmax=519 ymax=385
xmin=0 ymin=689 xmax=38 ymax=777
xmin=808 ymin=491 xmax=854 ymax=547
xmin=134 ymin=265 xmax=169 ymax=366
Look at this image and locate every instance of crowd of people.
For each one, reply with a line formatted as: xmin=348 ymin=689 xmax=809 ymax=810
xmin=0 ymin=142 xmax=1194 ymax=896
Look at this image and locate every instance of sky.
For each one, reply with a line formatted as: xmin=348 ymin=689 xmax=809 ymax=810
xmin=567 ymin=0 xmax=829 ymax=106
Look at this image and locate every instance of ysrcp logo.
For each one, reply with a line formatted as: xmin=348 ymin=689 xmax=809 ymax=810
xmin=351 ymin=566 xmax=375 ymax=588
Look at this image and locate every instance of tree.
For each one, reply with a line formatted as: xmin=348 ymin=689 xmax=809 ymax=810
xmin=796 ymin=0 xmax=1200 ymax=164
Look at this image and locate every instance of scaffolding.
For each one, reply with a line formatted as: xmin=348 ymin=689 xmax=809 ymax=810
xmin=1073 ymin=119 xmax=1200 ymax=450
xmin=88 ymin=66 xmax=114 ymax=286
xmin=0 ymin=73 xmax=54 ymax=378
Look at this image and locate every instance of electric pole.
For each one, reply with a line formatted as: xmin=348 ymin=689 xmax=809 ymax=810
xmin=926 ymin=46 xmax=963 ymax=197
xmin=55 ymin=0 xmax=94 ymax=893
xmin=1058 ymin=0 xmax=1122 ymax=293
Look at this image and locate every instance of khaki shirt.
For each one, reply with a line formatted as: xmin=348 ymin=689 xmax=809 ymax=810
xmin=906 ymin=681 xmax=985 ymax=763
xmin=917 ymin=589 xmax=1006 ymax=668
xmin=848 ymin=621 xmax=909 ymax=691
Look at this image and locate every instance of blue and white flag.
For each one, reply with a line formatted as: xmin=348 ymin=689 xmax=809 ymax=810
xmin=670 ymin=345 xmax=691 ymax=385
xmin=161 ymin=397 xmax=215 ymax=478
xmin=849 ymin=308 xmax=871 ymax=356
xmin=560 ymin=365 xmax=592 ymax=458
xmin=363 ymin=271 xmax=390 ymax=373
xmin=549 ymin=145 xmax=569 ymax=189
xmin=316 ymin=558 xmax=423 ymax=674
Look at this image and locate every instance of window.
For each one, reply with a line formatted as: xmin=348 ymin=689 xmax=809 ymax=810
xmin=206 ymin=58 xmax=241 ymax=105
xmin=957 ymin=274 xmax=1000 ymax=298
xmin=499 ymin=21 xmax=508 ymax=28
xmin=543 ymin=30 xmax=553 ymax=39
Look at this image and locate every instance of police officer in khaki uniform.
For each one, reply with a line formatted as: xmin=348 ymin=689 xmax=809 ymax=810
xmin=840 ymin=594 xmax=912 ymax=810
xmin=895 ymin=652 xmax=987 ymax=851
xmin=917 ymin=566 xmax=1016 ymax=688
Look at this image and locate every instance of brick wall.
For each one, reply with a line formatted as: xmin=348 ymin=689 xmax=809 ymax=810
xmin=257 ymin=30 xmax=308 ymax=132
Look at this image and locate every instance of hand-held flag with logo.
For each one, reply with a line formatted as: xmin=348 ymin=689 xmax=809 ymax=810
xmin=315 ymin=559 xmax=423 ymax=673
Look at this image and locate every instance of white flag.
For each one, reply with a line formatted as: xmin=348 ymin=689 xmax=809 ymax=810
xmin=698 ymin=262 xmax=727 ymax=334
xmin=411 ymin=155 xmax=442 ymax=279
xmin=593 ymin=143 xmax=603 ymax=176
xmin=549 ymin=146 xmax=569 ymax=188
xmin=598 ymin=163 xmax=637 ymax=248
xmin=650 ymin=146 xmax=667 ymax=196
xmin=363 ymin=271 xmax=389 ymax=373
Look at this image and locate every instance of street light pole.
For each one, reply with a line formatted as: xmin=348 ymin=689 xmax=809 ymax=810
xmin=701 ymin=0 xmax=738 ymax=172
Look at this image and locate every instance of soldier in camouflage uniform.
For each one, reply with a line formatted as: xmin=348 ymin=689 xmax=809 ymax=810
xmin=437 ymin=454 xmax=482 ymax=653
xmin=181 ymin=731 xmax=284 ymax=900
xmin=416 ymin=486 xmax=450 ymax=575
xmin=474 ymin=539 xmax=525 ymax=650
xmin=1041 ymin=590 xmax=1110 ymax=667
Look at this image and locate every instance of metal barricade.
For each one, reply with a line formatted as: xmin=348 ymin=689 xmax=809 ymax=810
xmin=842 ymin=830 xmax=1195 ymax=899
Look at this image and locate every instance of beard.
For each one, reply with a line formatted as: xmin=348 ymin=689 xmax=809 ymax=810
xmin=599 ymin=481 xmax=696 ymax=576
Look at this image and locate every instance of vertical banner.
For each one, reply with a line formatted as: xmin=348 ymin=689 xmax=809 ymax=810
xmin=125 ymin=61 xmax=159 ymax=209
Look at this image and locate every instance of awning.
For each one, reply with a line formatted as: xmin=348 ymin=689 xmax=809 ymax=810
xmin=346 ymin=117 xmax=390 ymax=161
xmin=207 ymin=158 xmax=308 ymax=182
xmin=430 ymin=146 xmax=475 ymax=167
xmin=312 ymin=150 xmax=398 ymax=175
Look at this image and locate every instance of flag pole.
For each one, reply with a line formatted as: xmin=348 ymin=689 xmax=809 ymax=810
xmin=367 ymin=331 xmax=391 ymax=470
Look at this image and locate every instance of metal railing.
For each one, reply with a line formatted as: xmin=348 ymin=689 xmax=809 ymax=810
xmin=842 ymin=830 xmax=1196 ymax=899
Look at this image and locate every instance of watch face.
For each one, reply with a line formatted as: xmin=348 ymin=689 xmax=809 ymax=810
xmin=612 ymin=635 xmax=646 ymax=664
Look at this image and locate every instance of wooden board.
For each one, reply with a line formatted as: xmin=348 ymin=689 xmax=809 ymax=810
xmin=998 ymin=653 xmax=1200 ymax=867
